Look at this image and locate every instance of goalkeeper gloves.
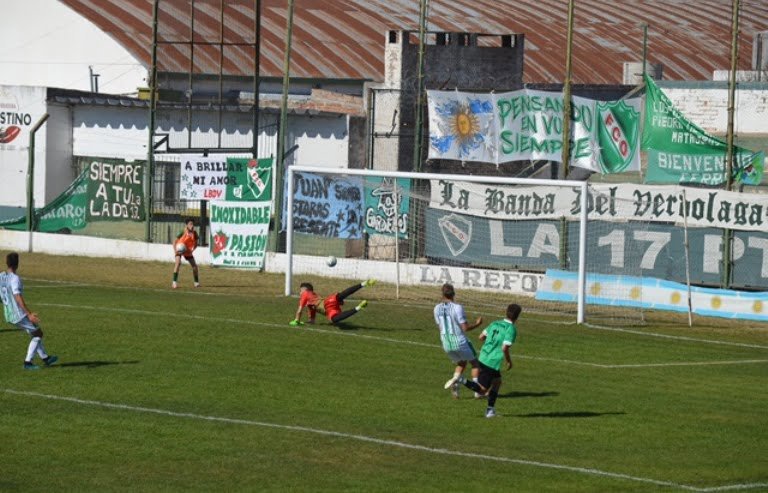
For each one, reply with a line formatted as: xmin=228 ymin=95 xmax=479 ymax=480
xmin=289 ymin=319 xmax=304 ymax=326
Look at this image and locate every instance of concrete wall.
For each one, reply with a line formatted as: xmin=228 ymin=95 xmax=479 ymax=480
xmin=657 ymin=82 xmax=768 ymax=135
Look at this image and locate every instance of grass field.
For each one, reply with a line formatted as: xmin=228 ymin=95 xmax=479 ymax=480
xmin=1 ymin=253 xmax=767 ymax=492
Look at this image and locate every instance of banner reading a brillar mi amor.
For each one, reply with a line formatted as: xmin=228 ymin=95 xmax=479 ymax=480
xmin=209 ymin=201 xmax=271 ymax=269
xmin=428 ymin=90 xmax=641 ymax=174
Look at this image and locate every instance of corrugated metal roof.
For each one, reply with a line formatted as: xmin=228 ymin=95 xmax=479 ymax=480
xmin=60 ymin=0 xmax=768 ymax=84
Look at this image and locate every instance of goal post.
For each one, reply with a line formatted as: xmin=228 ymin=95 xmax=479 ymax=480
xmin=284 ymin=165 xmax=588 ymax=324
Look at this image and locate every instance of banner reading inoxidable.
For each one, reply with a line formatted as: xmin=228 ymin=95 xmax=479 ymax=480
xmin=430 ymin=179 xmax=768 ymax=232
xmin=428 ymin=89 xmax=641 ymax=174
xmin=642 ymin=75 xmax=765 ymax=186
xmin=209 ymin=201 xmax=271 ymax=269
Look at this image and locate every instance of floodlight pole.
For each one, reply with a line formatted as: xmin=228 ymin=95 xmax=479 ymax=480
xmin=641 ymin=23 xmax=648 ymax=77
xmin=145 ymin=0 xmax=160 ymax=243
xmin=560 ymin=0 xmax=575 ymax=179
xmin=272 ymin=0 xmax=295 ymax=253
xmin=412 ymin=0 xmax=428 ymax=173
xmin=252 ymin=0 xmax=261 ymax=159
xmin=722 ymin=0 xmax=740 ymax=289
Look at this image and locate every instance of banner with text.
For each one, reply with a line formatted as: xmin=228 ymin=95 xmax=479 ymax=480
xmin=209 ymin=201 xmax=271 ymax=269
xmin=86 ymin=158 xmax=144 ymax=221
xmin=180 ymin=155 xmax=273 ymax=201
xmin=642 ymin=76 xmax=765 ymax=186
xmin=0 ymin=157 xmax=144 ymax=231
xmin=426 ymin=208 xmax=768 ymax=290
xmin=428 ymin=89 xmax=641 ymax=173
xmin=364 ymin=177 xmax=411 ymax=238
xmin=430 ymin=179 xmax=768 ymax=232
xmin=284 ymin=171 xmax=364 ymax=239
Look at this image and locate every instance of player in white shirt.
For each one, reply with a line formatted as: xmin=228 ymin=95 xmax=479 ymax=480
xmin=433 ymin=283 xmax=482 ymax=398
xmin=0 ymin=252 xmax=58 ymax=370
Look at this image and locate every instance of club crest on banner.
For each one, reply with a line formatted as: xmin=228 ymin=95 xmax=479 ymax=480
xmin=596 ymin=100 xmax=640 ymax=174
xmin=438 ymin=213 xmax=472 ymax=256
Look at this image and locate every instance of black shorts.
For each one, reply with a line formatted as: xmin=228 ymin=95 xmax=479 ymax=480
xmin=177 ymin=254 xmax=196 ymax=266
xmin=477 ymin=361 xmax=502 ymax=390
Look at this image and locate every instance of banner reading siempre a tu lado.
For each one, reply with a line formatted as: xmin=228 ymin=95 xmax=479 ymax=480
xmin=642 ymin=75 xmax=764 ymax=186
xmin=427 ymin=89 xmax=641 ymax=174
xmin=180 ymin=155 xmax=273 ymax=201
xmin=209 ymin=201 xmax=271 ymax=269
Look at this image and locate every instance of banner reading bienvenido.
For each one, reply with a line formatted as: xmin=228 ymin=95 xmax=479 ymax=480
xmin=364 ymin=177 xmax=410 ymax=238
xmin=642 ymin=75 xmax=765 ymax=186
xmin=180 ymin=155 xmax=273 ymax=201
xmin=209 ymin=201 xmax=271 ymax=269
xmin=428 ymin=89 xmax=642 ymax=174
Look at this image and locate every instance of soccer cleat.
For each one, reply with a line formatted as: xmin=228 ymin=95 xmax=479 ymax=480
xmin=306 ymin=319 xmax=315 ymax=325
xmin=444 ymin=374 xmax=465 ymax=390
xmin=172 ymin=281 xmax=178 ymax=289
xmin=194 ymin=282 xmax=200 ymax=288
xmin=362 ymin=279 xmax=377 ymax=287
xmin=356 ymin=300 xmax=368 ymax=310
xmin=23 ymin=361 xmax=40 ymax=370
xmin=43 ymin=355 xmax=59 ymax=367
xmin=485 ymin=408 xmax=497 ymax=418
xmin=451 ymin=381 xmax=460 ymax=399
xmin=474 ymin=391 xmax=487 ymax=400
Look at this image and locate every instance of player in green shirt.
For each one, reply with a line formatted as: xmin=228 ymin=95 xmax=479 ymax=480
xmin=445 ymin=303 xmax=520 ymax=418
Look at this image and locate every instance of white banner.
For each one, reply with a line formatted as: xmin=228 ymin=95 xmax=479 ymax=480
xmin=209 ymin=201 xmax=271 ymax=269
xmin=179 ymin=154 xmax=230 ymax=200
xmin=428 ymin=89 xmax=641 ymax=174
xmin=430 ymin=180 xmax=768 ymax=232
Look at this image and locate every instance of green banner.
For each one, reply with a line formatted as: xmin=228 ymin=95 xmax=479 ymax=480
xmin=225 ymin=157 xmax=272 ymax=201
xmin=642 ymin=75 xmax=764 ymax=186
xmin=0 ymin=157 xmax=145 ymax=232
xmin=86 ymin=158 xmax=145 ymax=221
xmin=209 ymin=201 xmax=271 ymax=269
xmin=364 ymin=177 xmax=410 ymax=238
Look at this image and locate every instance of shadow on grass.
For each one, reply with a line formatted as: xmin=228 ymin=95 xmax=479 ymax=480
xmin=53 ymin=360 xmax=140 ymax=369
xmin=514 ymin=411 xmax=626 ymax=418
xmin=0 ymin=329 xmax=18 ymax=334
xmin=498 ymin=390 xmax=560 ymax=399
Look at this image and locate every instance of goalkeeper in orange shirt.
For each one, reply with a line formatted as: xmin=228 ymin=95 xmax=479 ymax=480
xmin=291 ymin=279 xmax=376 ymax=326
xmin=172 ymin=218 xmax=200 ymax=289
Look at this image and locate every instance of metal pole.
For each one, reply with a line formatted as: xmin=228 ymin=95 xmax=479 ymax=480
xmin=253 ymin=0 xmax=261 ymax=159
xmin=26 ymin=113 xmax=50 ymax=239
xmin=722 ymin=0 xmax=740 ymax=287
xmin=284 ymin=166 xmax=295 ymax=296
xmin=725 ymin=0 xmax=740 ymax=191
xmin=217 ymin=0 xmax=225 ymax=149
xmin=641 ymin=23 xmax=648 ymax=77
xmin=394 ymin=180 xmax=400 ymax=299
xmin=560 ymin=0 xmax=575 ymax=179
xmin=187 ymin=0 xmax=195 ymax=148
xmin=273 ymin=0 xmax=296 ymax=253
xmin=145 ymin=0 xmax=160 ymax=242
xmin=411 ymin=0 xmax=428 ymax=172
xmin=577 ymin=182 xmax=587 ymax=324
xmin=681 ymin=190 xmax=693 ymax=327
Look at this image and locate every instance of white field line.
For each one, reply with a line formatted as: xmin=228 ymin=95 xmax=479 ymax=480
xmin=6 ymin=387 xmax=764 ymax=493
xmin=38 ymin=303 xmax=768 ymax=369
xmin=28 ymin=278 xmax=768 ymax=350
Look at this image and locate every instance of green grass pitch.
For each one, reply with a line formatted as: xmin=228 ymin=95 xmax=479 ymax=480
xmin=1 ymin=253 xmax=767 ymax=492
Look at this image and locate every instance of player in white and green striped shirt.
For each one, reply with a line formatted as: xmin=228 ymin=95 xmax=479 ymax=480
xmin=0 ymin=252 xmax=58 ymax=370
xmin=433 ymin=283 xmax=483 ymax=399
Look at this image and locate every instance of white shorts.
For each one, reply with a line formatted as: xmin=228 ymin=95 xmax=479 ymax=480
xmin=15 ymin=316 xmax=38 ymax=335
xmin=444 ymin=340 xmax=477 ymax=364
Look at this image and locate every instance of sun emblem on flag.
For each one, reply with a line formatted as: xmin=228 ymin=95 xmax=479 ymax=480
xmin=448 ymin=103 xmax=481 ymax=146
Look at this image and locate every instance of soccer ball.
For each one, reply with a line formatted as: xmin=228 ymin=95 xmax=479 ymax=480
xmin=326 ymin=255 xmax=337 ymax=267
xmin=175 ymin=243 xmax=187 ymax=254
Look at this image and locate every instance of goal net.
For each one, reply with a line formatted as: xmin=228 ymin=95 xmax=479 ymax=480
xmin=282 ymin=166 xmax=597 ymax=325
